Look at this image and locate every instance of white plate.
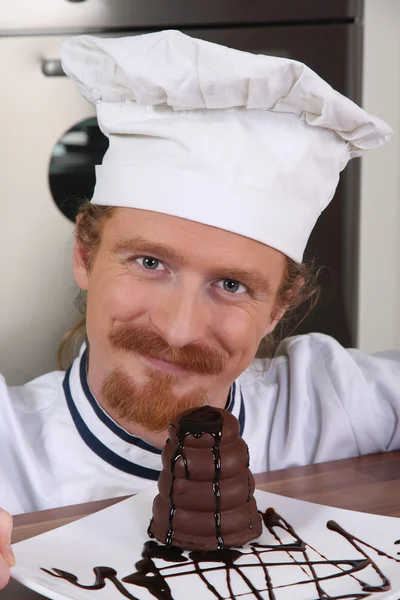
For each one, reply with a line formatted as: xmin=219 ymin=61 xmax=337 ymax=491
xmin=11 ymin=488 xmax=400 ymax=600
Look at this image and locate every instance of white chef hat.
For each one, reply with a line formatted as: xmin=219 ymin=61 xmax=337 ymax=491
xmin=60 ymin=30 xmax=391 ymax=263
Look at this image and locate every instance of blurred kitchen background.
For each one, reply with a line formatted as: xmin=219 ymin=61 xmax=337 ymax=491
xmin=1 ymin=0 xmax=399 ymax=385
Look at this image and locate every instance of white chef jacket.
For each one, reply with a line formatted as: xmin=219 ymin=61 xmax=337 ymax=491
xmin=1 ymin=333 xmax=399 ymax=516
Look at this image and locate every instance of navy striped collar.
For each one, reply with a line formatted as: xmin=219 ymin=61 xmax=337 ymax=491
xmin=63 ymin=350 xmax=246 ymax=480
xmin=63 ymin=366 xmax=160 ymax=480
xmin=226 ymin=380 xmax=246 ymax=436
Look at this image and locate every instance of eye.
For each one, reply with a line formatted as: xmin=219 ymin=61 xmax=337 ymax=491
xmin=135 ymin=256 xmax=165 ymax=271
xmin=216 ymin=279 xmax=248 ymax=294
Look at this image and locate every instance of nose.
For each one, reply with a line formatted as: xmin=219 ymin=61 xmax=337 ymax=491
xmin=150 ymin=280 xmax=207 ymax=348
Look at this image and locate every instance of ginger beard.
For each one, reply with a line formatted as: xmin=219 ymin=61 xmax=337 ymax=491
xmin=101 ymin=324 xmax=228 ymax=432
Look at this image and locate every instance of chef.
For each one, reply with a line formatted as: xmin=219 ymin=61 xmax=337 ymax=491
xmin=0 ymin=30 xmax=399 ymax=587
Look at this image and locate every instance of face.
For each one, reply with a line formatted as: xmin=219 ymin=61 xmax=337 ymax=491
xmin=74 ymin=208 xmax=287 ymax=432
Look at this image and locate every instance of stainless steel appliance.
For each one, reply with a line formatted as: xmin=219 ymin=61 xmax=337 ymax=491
xmin=0 ymin=1 xmax=363 ymax=383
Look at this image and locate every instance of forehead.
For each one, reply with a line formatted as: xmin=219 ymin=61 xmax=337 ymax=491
xmin=102 ymin=207 xmax=286 ymax=274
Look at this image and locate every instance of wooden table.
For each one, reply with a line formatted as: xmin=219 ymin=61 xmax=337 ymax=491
xmin=5 ymin=451 xmax=400 ymax=599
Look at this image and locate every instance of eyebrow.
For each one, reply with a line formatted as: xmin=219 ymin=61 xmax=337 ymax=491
xmin=112 ymin=236 xmax=185 ymax=263
xmin=111 ymin=236 xmax=273 ymax=294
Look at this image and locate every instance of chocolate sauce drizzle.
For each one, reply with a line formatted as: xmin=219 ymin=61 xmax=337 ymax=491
xmin=42 ymin=508 xmax=400 ymax=600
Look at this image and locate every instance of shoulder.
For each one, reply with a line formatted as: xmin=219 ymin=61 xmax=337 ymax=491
xmin=240 ymin=331 xmax=400 ymax=410
xmin=1 ymin=369 xmax=66 ymax=414
xmin=237 ymin=332 xmax=385 ymax=413
xmin=240 ymin=332 xmax=347 ymax=386
xmin=274 ymin=331 xmax=348 ymax=363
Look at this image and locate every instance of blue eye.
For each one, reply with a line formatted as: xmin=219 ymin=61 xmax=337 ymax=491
xmin=217 ymin=279 xmax=247 ymax=294
xmin=136 ymin=257 xmax=164 ymax=270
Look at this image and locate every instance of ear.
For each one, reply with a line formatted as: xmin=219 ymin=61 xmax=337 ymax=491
xmin=261 ymin=306 xmax=286 ymax=337
xmin=73 ymin=238 xmax=89 ymax=291
xmin=261 ymin=276 xmax=305 ymax=337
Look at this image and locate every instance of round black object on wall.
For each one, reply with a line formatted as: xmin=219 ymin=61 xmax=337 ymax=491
xmin=49 ymin=118 xmax=109 ymax=222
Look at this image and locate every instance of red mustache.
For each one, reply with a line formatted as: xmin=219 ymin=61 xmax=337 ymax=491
xmin=108 ymin=324 xmax=227 ymax=375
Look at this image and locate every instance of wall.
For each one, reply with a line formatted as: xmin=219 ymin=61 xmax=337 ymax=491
xmin=357 ymin=0 xmax=400 ymax=352
xmin=0 ymin=36 xmax=93 ymax=384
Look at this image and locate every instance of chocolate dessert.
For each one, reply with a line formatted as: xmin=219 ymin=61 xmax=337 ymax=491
xmin=149 ymin=405 xmax=262 ymax=551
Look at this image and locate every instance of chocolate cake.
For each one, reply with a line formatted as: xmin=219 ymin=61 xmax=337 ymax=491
xmin=149 ymin=405 xmax=262 ymax=551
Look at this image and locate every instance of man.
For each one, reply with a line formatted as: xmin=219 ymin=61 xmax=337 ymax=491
xmin=1 ymin=30 xmax=399 ymax=587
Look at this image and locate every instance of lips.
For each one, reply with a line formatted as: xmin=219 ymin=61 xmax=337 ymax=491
xmin=144 ymin=355 xmax=189 ymax=374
